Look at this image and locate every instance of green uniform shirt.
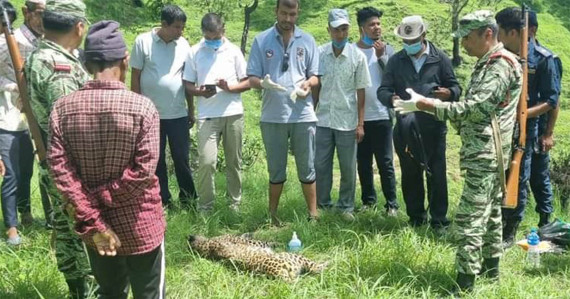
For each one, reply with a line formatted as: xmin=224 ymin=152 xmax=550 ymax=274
xmin=434 ymin=43 xmax=523 ymax=172
xmin=25 ymin=39 xmax=89 ymax=134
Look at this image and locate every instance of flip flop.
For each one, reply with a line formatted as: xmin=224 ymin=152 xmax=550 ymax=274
xmin=6 ymin=235 xmax=22 ymax=246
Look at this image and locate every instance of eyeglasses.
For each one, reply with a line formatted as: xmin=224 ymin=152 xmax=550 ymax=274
xmin=282 ymin=52 xmax=289 ymax=72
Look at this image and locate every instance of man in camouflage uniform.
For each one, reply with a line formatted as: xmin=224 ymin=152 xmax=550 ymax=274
xmin=394 ymin=10 xmax=522 ymax=292
xmin=24 ymin=0 xmax=92 ymax=297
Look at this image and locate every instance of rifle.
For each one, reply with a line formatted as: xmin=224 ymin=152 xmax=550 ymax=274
xmin=503 ymin=5 xmax=529 ymax=208
xmin=1 ymin=4 xmax=47 ymax=162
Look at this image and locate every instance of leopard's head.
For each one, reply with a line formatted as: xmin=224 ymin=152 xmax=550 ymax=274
xmin=187 ymin=235 xmax=210 ymax=256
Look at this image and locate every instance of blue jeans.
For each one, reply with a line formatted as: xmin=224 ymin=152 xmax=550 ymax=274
xmin=315 ymin=127 xmax=357 ymax=212
xmin=0 ymin=129 xmax=34 ymax=228
xmin=156 ymin=116 xmax=197 ymax=206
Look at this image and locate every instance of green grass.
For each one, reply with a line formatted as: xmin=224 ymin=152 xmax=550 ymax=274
xmin=2 ymin=0 xmax=570 ymax=298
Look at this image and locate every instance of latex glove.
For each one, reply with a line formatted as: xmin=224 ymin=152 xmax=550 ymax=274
xmin=394 ymin=88 xmax=422 ymax=114
xmin=260 ymin=74 xmax=286 ymax=91
xmin=290 ymin=86 xmax=310 ymax=102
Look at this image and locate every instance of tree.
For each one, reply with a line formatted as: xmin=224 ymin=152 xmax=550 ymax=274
xmin=240 ymin=0 xmax=258 ymax=54
xmin=442 ymin=0 xmax=502 ymax=66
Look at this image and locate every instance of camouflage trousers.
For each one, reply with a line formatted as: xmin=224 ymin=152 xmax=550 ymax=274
xmin=454 ymin=169 xmax=503 ymax=275
xmin=39 ymin=163 xmax=91 ymax=280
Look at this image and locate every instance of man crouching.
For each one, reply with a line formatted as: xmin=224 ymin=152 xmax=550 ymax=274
xmin=47 ymin=21 xmax=166 ymax=299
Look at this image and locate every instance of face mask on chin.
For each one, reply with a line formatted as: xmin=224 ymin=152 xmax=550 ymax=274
xmin=332 ymin=38 xmax=348 ymax=49
xmin=204 ymin=38 xmax=223 ymax=50
xmin=403 ymin=41 xmax=423 ymax=55
xmin=362 ymin=33 xmax=376 ymax=47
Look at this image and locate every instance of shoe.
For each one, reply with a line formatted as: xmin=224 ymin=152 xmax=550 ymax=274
xmin=6 ymin=235 xmax=22 ymax=246
xmin=386 ymin=208 xmax=398 ymax=217
xmin=408 ymin=218 xmax=427 ymax=227
xmin=229 ymin=203 xmax=240 ymax=212
xmin=341 ymin=212 xmax=355 ymax=221
xmin=358 ymin=204 xmax=376 ymax=212
xmin=480 ymin=258 xmax=500 ymax=281
xmin=452 ymin=272 xmax=475 ymax=295
xmin=538 ymin=213 xmax=551 ymax=228
xmin=66 ymin=278 xmax=88 ymax=299
xmin=502 ymin=219 xmax=521 ymax=249
xmin=20 ymin=212 xmax=34 ymax=226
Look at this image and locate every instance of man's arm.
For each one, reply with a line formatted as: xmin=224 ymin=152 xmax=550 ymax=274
xmin=540 ymin=104 xmax=559 ymax=152
xmin=248 ymin=76 xmax=263 ymax=90
xmin=377 ymin=57 xmax=397 ymax=108
xmin=356 ymin=88 xmax=365 ymax=142
xmin=527 ymin=102 xmax=553 ymax=118
xmin=436 ymin=53 xmax=462 ymax=102
xmin=218 ymin=78 xmax=250 ymax=93
xmin=131 ymin=68 xmax=142 ymax=94
xmin=311 ymin=76 xmax=321 ymax=108
xmin=47 ymin=110 xmax=108 ymax=237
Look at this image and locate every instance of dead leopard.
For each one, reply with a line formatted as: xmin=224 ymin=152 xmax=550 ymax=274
xmin=187 ymin=234 xmax=327 ymax=282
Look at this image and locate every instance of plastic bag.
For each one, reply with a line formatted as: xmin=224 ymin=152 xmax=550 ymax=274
xmin=538 ymin=218 xmax=570 ymax=246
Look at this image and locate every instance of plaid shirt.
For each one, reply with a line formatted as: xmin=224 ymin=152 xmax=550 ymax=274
xmin=47 ymin=80 xmax=165 ymax=255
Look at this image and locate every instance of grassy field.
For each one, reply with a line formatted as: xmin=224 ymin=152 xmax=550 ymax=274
xmin=1 ymin=0 xmax=570 ymax=298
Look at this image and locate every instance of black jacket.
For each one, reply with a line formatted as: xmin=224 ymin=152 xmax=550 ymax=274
xmin=377 ymin=41 xmax=461 ymax=115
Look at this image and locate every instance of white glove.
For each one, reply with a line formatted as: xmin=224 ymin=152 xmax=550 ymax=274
xmin=260 ymin=74 xmax=287 ymax=92
xmin=290 ymin=85 xmax=310 ymax=102
xmin=394 ymin=88 xmax=422 ymax=114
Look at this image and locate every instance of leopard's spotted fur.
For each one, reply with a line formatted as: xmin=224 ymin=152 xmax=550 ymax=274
xmin=187 ymin=234 xmax=326 ymax=281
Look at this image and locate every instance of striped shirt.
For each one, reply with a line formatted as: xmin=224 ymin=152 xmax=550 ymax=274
xmin=48 ymin=80 xmax=165 ymax=255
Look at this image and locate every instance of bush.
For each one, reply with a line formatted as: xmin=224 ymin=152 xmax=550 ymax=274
xmin=552 ymin=150 xmax=570 ymax=209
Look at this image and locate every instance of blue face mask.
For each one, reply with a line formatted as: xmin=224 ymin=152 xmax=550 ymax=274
xmin=204 ymin=39 xmax=223 ymax=50
xmin=403 ymin=41 xmax=423 ymax=55
xmin=332 ymin=38 xmax=348 ymax=49
xmin=362 ymin=34 xmax=376 ymax=47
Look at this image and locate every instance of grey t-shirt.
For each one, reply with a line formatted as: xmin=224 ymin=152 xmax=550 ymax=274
xmin=247 ymin=25 xmax=318 ymax=123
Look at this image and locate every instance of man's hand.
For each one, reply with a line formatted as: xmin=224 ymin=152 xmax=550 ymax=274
xmin=217 ymin=79 xmax=231 ymax=92
xmin=356 ymin=125 xmax=365 ymax=143
xmin=391 ymin=94 xmax=402 ymax=107
xmin=188 ymin=114 xmax=196 ymax=129
xmin=290 ymin=81 xmax=311 ymax=102
xmin=198 ymin=86 xmax=216 ymax=99
xmin=539 ymin=134 xmax=555 ymax=152
xmin=373 ymin=39 xmax=386 ymax=58
xmin=433 ymin=87 xmax=451 ymax=101
xmin=0 ymin=160 xmax=5 ymax=176
xmin=93 ymin=229 xmax=121 ymax=256
xmin=260 ymin=74 xmax=287 ymax=91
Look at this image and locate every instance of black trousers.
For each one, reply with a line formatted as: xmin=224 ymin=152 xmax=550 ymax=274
xmin=356 ymin=120 xmax=398 ymax=209
xmin=88 ymin=243 xmax=165 ymax=299
xmin=394 ymin=115 xmax=449 ymax=227
xmin=156 ymin=116 xmax=197 ymax=206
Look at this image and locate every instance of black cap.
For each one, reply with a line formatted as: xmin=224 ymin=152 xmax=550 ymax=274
xmin=528 ymin=11 xmax=538 ymax=27
xmin=84 ymin=20 xmax=127 ymax=62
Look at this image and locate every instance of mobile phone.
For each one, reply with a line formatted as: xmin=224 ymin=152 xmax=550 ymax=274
xmin=205 ymin=84 xmax=217 ymax=93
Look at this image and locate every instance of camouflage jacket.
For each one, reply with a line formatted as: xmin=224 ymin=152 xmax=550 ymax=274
xmin=25 ymin=39 xmax=89 ymax=136
xmin=434 ymin=43 xmax=522 ymax=172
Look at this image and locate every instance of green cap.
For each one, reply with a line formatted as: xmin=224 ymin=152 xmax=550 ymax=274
xmin=452 ymin=10 xmax=496 ymax=38
xmin=45 ymin=0 xmax=89 ymax=24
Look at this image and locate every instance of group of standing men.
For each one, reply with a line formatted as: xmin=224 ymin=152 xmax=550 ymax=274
xmin=0 ymin=0 xmax=563 ymax=298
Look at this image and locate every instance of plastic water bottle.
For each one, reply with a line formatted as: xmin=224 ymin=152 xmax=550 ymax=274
xmin=527 ymin=228 xmax=540 ymax=268
xmin=287 ymin=231 xmax=302 ymax=252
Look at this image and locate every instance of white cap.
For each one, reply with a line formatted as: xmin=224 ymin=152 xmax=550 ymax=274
xmin=328 ymin=8 xmax=350 ymax=28
xmin=394 ymin=15 xmax=427 ymax=40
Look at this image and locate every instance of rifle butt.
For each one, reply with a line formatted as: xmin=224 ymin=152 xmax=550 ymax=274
xmin=503 ymin=149 xmax=524 ymax=208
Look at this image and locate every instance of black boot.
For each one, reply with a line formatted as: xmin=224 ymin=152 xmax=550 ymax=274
xmin=538 ymin=213 xmax=551 ymax=228
xmin=453 ymin=272 xmax=476 ymax=295
xmin=502 ymin=219 xmax=521 ymax=249
xmin=480 ymin=258 xmax=500 ymax=281
xmin=66 ymin=278 xmax=88 ymax=299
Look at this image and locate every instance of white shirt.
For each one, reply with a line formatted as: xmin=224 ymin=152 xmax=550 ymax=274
xmin=317 ymin=43 xmax=371 ymax=131
xmin=0 ymin=25 xmax=39 ymax=131
xmin=358 ymin=44 xmax=394 ymax=121
xmin=183 ymin=37 xmax=246 ymax=119
xmin=130 ymin=28 xmax=190 ymax=120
